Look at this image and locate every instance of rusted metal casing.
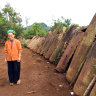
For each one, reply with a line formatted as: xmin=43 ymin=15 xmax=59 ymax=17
xmin=40 ymin=26 xmax=59 ymax=55
xmin=56 ymin=31 xmax=85 ymax=72
xmin=73 ymin=41 xmax=96 ymax=96
xmin=66 ymin=13 xmax=96 ymax=83
xmin=49 ymin=25 xmax=75 ymax=63
xmin=44 ymin=27 xmax=66 ymax=59
xmin=90 ymin=83 xmax=96 ymax=96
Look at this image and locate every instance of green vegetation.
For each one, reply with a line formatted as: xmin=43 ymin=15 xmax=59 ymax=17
xmin=24 ymin=23 xmax=47 ymax=39
xmin=0 ymin=3 xmax=24 ymax=41
xmin=39 ymin=23 xmax=51 ymax=32
xmin=51 ymin=16 xmax=79 ymax=34
xmin=73 ymin=24 xmax=79 ymax=28
xmin=24 ymin=23 xmax=51 ymax=33
xmin=0 ymin=3 xmax=80 ymax=42
xmin=54 ymin=47 xmax=60 ymax=63
xmin=51 ymin=17 xmax=71 ymax=33
xmin=23 ymin=42 xmax=28 ymax=48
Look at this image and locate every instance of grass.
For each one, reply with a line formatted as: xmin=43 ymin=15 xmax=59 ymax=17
xmin=23 ymin=42 xmax=28 ymax=48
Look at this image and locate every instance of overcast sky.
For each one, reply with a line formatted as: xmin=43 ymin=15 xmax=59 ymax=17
xmin=0 ymin=0 xmax=96 ymax=27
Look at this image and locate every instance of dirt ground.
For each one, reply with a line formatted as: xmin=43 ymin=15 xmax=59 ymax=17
xmin=0 ymin=45 xmax=77 ymax=96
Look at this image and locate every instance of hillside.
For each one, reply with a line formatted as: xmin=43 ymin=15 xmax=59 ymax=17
xmin=24 ymin=22 xmax=51 ymax=33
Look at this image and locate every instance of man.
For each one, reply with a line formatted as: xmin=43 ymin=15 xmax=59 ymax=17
xmin=4 ymin=30 xmax=22 ymax=86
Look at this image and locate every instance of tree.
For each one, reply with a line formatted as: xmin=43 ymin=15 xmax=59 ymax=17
xmin=0 ymin=12 xmax=10 ymax=39
xmin=24 ymin=23 xmax=46 ymax=38
xmin=51 ymin=16 xmax=71 ymax=33
xmin=0 ymin=3 xmax=24 ymax=42
xmin=64 ymin=18 xmax=71 ymax=27
xmin=2 ymin=3 xmax=22 ymax=24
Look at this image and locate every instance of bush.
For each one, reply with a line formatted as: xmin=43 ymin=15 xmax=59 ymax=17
xmin=24 ymin=23 xmax=46 ymax=39
xmin=51 ymin=17 xmax=72 ymax=34
xmin=0 ymin=4 xmax=24 ymax=41
xmin=23 ymin=42 xmax=28 ymax=48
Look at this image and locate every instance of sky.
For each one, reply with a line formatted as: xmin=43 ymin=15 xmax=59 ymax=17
xmin=0 ymin=0 xmax=96 ymax=27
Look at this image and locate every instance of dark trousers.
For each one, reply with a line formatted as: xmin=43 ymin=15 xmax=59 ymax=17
xmin=7 ymin=61 xmax=20 ymax=83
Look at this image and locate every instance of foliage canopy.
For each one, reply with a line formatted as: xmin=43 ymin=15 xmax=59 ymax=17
xmin=0 ymin=3 xmax=23 ymax=42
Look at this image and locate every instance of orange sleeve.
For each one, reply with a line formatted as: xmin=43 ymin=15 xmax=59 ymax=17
xmin=4 ymin=42 xmax=8 ymax=53
xmin=17 ymin=40 xmax=22 ymax=53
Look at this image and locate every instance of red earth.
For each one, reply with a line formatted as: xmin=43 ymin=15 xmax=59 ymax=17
xmin=0 ymin=45 xmax=77 ymax=96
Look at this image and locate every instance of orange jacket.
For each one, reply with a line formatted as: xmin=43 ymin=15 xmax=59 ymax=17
xmin=4 ymin=38 xmax=22 ymax=61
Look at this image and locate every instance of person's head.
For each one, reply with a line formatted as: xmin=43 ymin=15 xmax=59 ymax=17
xmin=8 ymin=32 xmax=15 ymax=40
xmin=7 ymin=30 xmax=16 ymax=40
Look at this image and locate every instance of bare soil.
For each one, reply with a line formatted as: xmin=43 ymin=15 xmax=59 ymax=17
xmin=0 ymin=45 xmax=77 ymax=96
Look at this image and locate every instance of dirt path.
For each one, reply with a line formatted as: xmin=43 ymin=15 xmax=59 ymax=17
xmin=0 ymin=45 xmax=76 ymax=96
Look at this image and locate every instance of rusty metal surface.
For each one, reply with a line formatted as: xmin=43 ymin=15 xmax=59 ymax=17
xmin=90 ymin=83 xmax=96 ymax=96
xmin=28 ymin=37 xmax=43 ymax=50
xmin=28 ymin=36 xmax=38 ymax=49
xmin=40 ymin=26 xmax=59 ymax=55
xmin=73 ymin=41 xmax=96 ymax=96
xmin=24 ymin=39 xmax=32 ymax=45
xmin=40 ymin=31 xmax=52 ymax=55
xmin=66 ymin=13 xmax=96 ymax=83
xmin=44 ymin=27 xmax=66 ymax=59
xmin=37 ymin=45 xmax=42 ymax=53
xmin=49 ymin=25 xmax=75 ymax=63
xmin=56 ymin=31 xmax=85 ymax=72
xmin=44 ymin=35 xmax=58 ymax=59
xmin=32 ymin=37 xmax=45 ymax=52
xmin=36 ymin=32 xmax=51 ymax=53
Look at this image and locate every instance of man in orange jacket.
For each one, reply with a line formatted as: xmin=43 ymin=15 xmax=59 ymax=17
xmin=4 ymin=30 xmax=22 ymax=86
